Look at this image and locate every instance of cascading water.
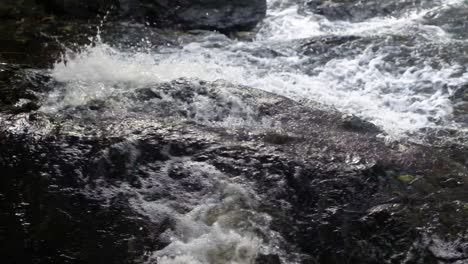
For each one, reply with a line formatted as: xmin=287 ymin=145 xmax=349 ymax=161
xmin=45 ymin=0 xmax=468 ymax=139
xmin=3 ymin=0 xmax=468 ymax=264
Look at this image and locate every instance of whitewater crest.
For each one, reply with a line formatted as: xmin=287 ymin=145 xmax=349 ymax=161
xmin=89 ymin=152 xmax=290 ymax=264
xmin=151 ymin=182 xmax=263 ymax=264
xmin=40 ymin=2 xmax=468 ymax=258
xmin=44 ymin=0 xmax=468 ymax=139
xmin=2 ymin=1 xmax=468 ymax=264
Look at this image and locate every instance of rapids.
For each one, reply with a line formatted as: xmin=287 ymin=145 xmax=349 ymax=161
xmin=1 ymin=0 xmax=468 ymax=264
xmin=46 ymin=0 xmax=468 ymax=138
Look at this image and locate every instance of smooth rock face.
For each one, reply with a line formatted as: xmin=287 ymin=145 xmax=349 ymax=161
xmin=39 ymin=0 xmax=267 ymax=31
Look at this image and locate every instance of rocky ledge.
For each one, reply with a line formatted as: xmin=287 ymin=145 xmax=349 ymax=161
xmin=0 ymin=68 xmax=467 ymax=263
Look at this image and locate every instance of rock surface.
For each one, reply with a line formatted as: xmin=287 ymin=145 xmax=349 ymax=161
xmin=39 ymin=0 xmax=267 ymax=31
xmin=1 ymin=71 xmax=467 ymax=263
xmin=1 ymin=2 xmax=468 ymax=264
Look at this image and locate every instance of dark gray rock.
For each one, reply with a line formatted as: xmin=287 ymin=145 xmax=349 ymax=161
xmin=0 ymin=18 xmax=187 ymax=68
xmin=167 ymin=0 xmax=267 ymax=31
xmin=1 ymin=2 xmax=467 ymax=263
xmin=1 ymin=75 xmax=467 ymax=263
xmin=341 ymin=114 xmax=381 ymax=134
xmin=39 ymin=0 xmax=267 ymax=31
xmin=40 ymin=0 xmax=115 ymax=18
xmin=0 ymin=0 xmax=45 ymax=18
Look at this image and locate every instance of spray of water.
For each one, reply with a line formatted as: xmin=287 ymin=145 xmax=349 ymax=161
xmin=40 ymin=1 xmax=468 ymax=262
xmin=45 ymin=0 xmax=467 ymax=136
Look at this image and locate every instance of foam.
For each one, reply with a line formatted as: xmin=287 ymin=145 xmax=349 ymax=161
xmin=42 ymin=2 xmax=468 ymax=262
xmin=45 ymin=0 xmax=468 ymax=137
xmin=91 ymin=160 xmax=275 ymax=264
xmin=257 ymin=0 xmax=464 ymax=42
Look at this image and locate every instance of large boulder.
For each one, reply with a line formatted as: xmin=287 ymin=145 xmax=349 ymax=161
xmin=39 ymin=0 xmax=267 ymax=31
xmin=1 ymin=68 xmax=467 ymax=263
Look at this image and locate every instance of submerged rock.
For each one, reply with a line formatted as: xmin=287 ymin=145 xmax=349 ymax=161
xmin=303 ymin=0 xmax=436 ymax=22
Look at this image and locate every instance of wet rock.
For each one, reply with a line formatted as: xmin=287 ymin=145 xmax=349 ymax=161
xmin=340 ymin=114 xmax=381 ymax=134
xmin=40 ymin=0 xmax=267 ymax=32
xmin=1 ymin=1 xmax=467 ymax=262
xmin=0 ymin=64 xmax=48 ymax=113
xmin=46 ymin=79 xmax=265 ymax=125
xmin=0 ymin=0 xmax=45 ymax=18
xmin=303 ymin=0 xmax=436 ymax=22
xmin=0 ymin=18 xmax=188 ymax=68
xmin=256 ymin=253 xmax=282 ymax=264
xmin=40 ymin=0 xmax=116 ymax=18
xmin=263 ymin=132 xmax=296 ymax=145
xmin=439 ymin=177 xmax=464 ymax=189
xmin=229 ymin=31 xmax=257 ymax=41
xmin=149 ymin=0 xmax=267 ymax=31
xmin=1 ymin=76 xmax=467 ymax=263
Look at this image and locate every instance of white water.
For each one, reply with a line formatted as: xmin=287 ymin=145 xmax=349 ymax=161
xmin=45 ymin=0 xmax=468 ymax=138
xmin=90 ymin=154 xmax=288 ymax=264
xmin=44 ymin=1 xmax=468 ymax=262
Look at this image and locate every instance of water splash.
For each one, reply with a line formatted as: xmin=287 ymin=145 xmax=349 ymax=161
xmin=40 ymin=1 xmax=468 ymax=262
xmin=258 ymin=0 xmax=464 ymax=41
xmin=90 ymin=157 xmax=286 ymax=264
xmin=44 ymin=0 xmax=468 ymax=138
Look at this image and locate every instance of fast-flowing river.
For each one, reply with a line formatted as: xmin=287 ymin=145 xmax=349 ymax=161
xmin=45 ymin=0 xmax=468 ymax=139
xmin=2 ymin=0 xmax=468 ymax=263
